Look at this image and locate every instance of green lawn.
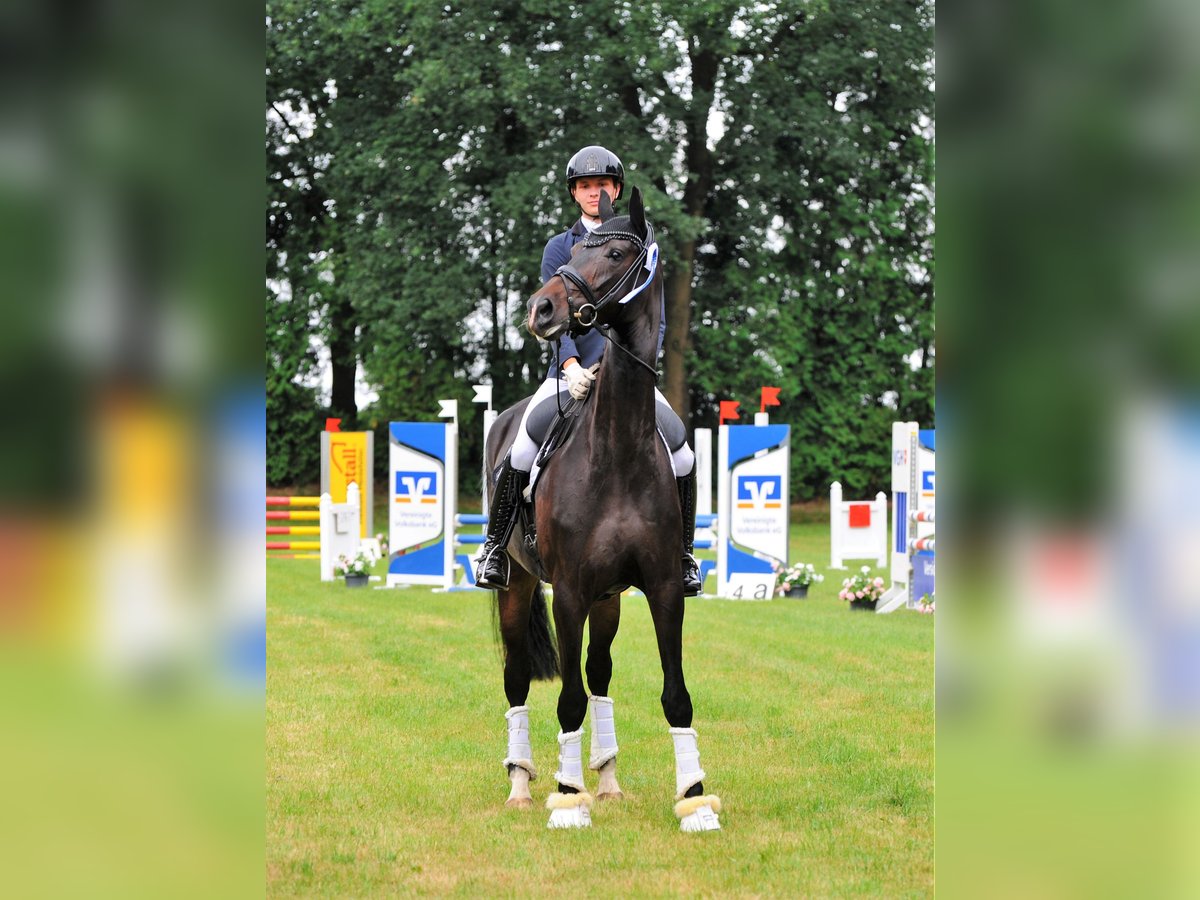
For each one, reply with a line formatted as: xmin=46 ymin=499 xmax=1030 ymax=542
xmin=267 ymin=523 xmax=933 ymax=896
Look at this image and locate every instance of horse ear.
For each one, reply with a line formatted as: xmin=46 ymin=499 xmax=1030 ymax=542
xmin=629 ymin=186 xmax=646 ymax=239
xmin=599 ymin=190 xmax=615 ymax=223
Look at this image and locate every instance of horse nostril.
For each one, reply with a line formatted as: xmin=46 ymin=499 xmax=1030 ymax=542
xmin=535 ymin=296 xmax=553 ymax=321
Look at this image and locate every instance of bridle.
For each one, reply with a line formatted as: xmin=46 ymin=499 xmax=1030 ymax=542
xmin=552 ymin=223 xmax=659 ymax=338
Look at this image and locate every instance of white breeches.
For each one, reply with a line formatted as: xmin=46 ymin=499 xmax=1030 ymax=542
xmin=511 ymin=377 xmax=566 ymax=472
xmin=511 ymin=377 xmax=694 ymax=475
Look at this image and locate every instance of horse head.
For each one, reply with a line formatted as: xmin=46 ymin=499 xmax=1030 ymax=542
xmin=527 ymin=186 xmax=657 ymax=343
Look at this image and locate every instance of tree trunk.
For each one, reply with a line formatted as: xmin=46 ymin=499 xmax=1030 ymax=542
xmin=328 ymin=293 xmax=357 ymax=426
xmin=663 ymin=37 xmax=719 ymax=426
xmin=662 ymin=254 xmax=693 ymax=418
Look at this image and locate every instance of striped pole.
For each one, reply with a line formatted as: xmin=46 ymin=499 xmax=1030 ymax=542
xmin=267 ymin=540 xmax=321 ymax=551
xmin=268 ymin=496 xmax=327 ymax=559
xmin=266 ymin=510 xmax=320 ymax=521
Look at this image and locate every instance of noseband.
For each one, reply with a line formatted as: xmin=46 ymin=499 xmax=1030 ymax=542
xmin=553 ymin=224 xmax=658 ymax=337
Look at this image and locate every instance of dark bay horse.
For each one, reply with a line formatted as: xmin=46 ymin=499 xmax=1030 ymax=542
xmin=485 ymin=187 xmax=721 ymax=831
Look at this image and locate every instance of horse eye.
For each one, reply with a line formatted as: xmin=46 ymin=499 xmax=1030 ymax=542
xmin=607 ymin=249 xmax=623 ymax=260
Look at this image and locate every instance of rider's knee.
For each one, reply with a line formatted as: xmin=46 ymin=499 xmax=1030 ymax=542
xmin=673 ymin=443 xmax=695 ymax=476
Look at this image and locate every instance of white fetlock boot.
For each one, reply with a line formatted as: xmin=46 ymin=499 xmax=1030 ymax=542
xmin=502 ymin=706 xmax=536 ymax=809
xmin=670 ymin=727 xmax=722 ymax=832
xmin=546 ymin=729 xmax=593 ymax=828
xmin=588 ymin=696 xmax=623 ymax=800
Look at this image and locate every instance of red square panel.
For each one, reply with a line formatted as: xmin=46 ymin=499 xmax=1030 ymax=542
xmin=848 ymin=503 xmax=871 ymax=528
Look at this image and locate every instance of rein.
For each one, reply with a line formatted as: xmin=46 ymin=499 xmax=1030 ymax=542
xmin=549 ymin=219 xmax=662 ymax=411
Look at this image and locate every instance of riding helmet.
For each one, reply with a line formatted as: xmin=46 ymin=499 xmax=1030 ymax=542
xmin=565 ymin=145 xmax=624 ymax=198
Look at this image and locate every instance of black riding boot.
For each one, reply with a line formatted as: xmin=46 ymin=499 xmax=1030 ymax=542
xmin=476 ymin=455 xmax=529 ymax=590
xmin=677 ymin=470 xmax=702 ymax=596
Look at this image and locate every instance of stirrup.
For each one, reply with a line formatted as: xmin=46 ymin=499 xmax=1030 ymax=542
xmin=476 ymin=545 xmax=512 ymax=590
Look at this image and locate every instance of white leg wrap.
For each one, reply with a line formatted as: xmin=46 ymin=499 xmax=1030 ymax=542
xmin=670 ymin=727 xmax=707 ymax=799
xmin=588 ymin=695 xmax=619 ymax=770
xmin=553 ymin=728 xmax=586 ymax=791
xmin=501 ymin=706 xmax=536 ymax=779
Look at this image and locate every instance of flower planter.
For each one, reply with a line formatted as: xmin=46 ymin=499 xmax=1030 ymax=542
xmin=784 ymin=585 xmax=809 ymax=599
xmin=849 ymin=598 xmax=877 ymax=612
xmin=344 ymin=574 xmax=369 ymax=588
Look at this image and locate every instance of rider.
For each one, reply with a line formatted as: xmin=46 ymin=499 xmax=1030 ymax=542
xmin=475 ymin=144 xmax=702 ymax=596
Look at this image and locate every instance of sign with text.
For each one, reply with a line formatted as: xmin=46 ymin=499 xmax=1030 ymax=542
xmin=717 ymin=424 xmax=790 ymax=598
xmin=320 ymin=430 xmax=373 ymax=538
xmin=387 ymin=422 xmax=456 ymax=586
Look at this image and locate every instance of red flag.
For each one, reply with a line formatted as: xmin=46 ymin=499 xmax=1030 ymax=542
xmin=325 ymin=417 xmax=342 ymax=433
xmin=718 ymin=400 xmax=740 ymax=426
xmin=760 ymin=386 xmax=781 ymax=412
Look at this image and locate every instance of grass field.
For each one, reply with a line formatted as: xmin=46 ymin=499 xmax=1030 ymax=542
xmin=267 ymin=523 xmax=934 ymax=896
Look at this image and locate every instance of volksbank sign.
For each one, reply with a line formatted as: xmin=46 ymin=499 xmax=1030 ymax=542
xmin=717 ymin=424 xmax=790 ymax=599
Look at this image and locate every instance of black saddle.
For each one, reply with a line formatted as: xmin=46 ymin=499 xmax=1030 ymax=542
xmin=525 ymin=389 xmax=687 ymax=452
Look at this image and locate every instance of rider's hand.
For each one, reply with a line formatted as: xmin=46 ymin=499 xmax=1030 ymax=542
xmin=564 ymin=362 xmax=600 ymax=401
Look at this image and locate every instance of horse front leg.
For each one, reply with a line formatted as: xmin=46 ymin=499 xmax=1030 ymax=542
xmin=546 ymin=584 xmax=592 ymax=829
xmin=586 ymin=593 xmax=623 ymax=801
xmin=497 ymin=571 xmax=539 ymax=810
xmin=645 ymin=577 xmax=722 ymax=833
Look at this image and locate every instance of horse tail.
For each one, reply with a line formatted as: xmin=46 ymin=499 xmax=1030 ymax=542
xmin=527 ymin=583 xmax=559 ymax=680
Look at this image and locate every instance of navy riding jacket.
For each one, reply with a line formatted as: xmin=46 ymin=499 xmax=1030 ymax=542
xmin=540 ymin=218 xmax=666 ymax=381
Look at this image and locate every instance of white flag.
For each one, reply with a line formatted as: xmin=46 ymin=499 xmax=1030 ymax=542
xmin=437 ymin=399 xmax=458 ymax=420
xmin=472 ymin=384 xmax=493 ymax=407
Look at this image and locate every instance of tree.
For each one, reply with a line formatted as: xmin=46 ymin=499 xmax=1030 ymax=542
xmin=265 ymin=0 xmax=934 ymax=500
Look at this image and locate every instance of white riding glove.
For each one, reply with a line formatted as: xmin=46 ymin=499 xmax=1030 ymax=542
xmin=564 ymin=363 xmax=600 ymax=401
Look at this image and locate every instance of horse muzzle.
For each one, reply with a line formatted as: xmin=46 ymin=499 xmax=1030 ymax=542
xmin=528 ymin=292 xmax=568 ymax=341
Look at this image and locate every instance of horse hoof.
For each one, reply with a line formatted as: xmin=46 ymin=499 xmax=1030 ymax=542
xmin=675 ymin=795 xmax=722 ymax=833
xmin=545 ymin=792 xmax=593 ymax=829
xmin=596 ymin=790 xmax=624 ymax=802
xmin=505 ymin=797 xmax=534 ymax=811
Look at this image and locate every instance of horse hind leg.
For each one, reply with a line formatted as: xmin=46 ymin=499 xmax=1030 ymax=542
xmin=585 ymin=594 xmax=623 ymax=801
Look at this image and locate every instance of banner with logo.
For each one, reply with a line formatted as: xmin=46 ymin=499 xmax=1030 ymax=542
xmin=387 ymin=422 xmax=457 ymax=586
xmin=320 ymin=430 xmax=373 ymax=538
xmin=716 ymin=424 xmax=790 ymax=599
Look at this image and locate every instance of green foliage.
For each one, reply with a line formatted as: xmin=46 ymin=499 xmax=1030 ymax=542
xmin=265 ymin=1 xmax=934 ymax=500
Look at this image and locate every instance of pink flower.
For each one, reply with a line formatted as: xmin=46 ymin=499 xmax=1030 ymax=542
xmin=874 ymin=577 xmax=884 ymax=587
xmin=855 ymin=590 xmax=864 ymax=599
